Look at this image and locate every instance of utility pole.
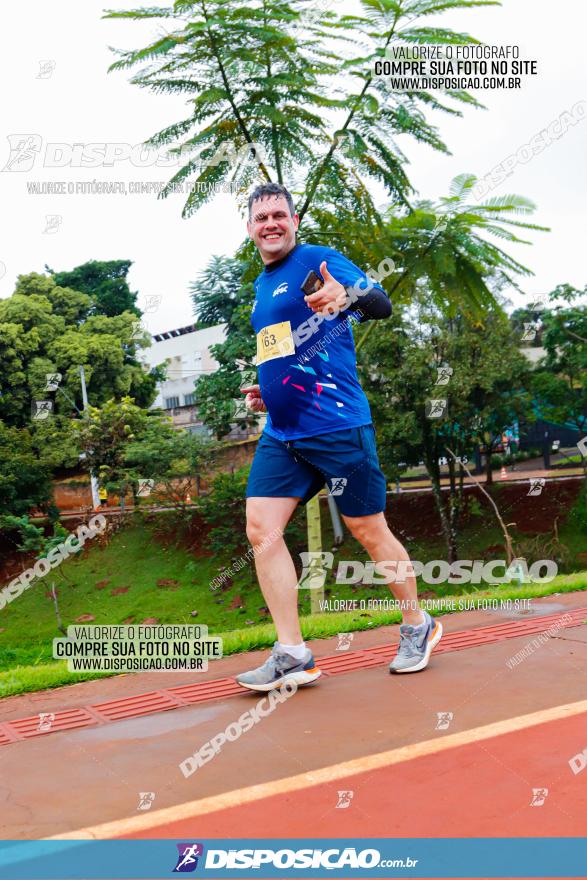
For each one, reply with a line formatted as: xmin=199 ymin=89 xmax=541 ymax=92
xmin=79 ymin=365 xmax=101 ymax=510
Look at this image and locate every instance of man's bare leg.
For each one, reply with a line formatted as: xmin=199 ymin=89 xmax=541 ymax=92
xmin=236 ymin=496 xmax=322 ymax=690
xmin=342 ymin=511 xmax=424 ymax=625
xmin=246 ymin=496 xmax=302 ymax=644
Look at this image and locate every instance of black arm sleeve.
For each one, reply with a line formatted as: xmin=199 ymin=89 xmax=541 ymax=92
xmin=344 ymin=285 xmax=392 ymax=323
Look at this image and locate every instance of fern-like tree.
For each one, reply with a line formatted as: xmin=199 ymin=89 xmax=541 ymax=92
xmin=353 ymin=172 xmax=548 ymax=343
xmin=104 ymin=0 xmax=494 ymax=229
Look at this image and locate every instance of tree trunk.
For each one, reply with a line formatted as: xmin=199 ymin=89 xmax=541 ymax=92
xmin=422 ymin=424 xmax=453 ymax=562
xmin=422 ymin=446 xmax=451 ymax=554
xmin=485 ymin=451 xmax=493 ymax=485
xmin=50 ymin=582 xmax=67 ymax=636
xmin=448 ymin=509 xmax=459 ymax=563
xmin=427 ymin=462 xmax=453 ymax=560
xmin=446 ymin=456 xmax=460 ymax=563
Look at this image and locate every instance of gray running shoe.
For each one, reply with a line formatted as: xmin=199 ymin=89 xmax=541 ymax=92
xmin=389 ymin=610 xmax=443 ymax=674
xmin=235 ymin=642 xmax=321 ymax=692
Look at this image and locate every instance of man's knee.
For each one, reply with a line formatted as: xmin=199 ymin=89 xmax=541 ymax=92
xmin=346 ymin=513 xmax=389 ymax=550
xmin=246 ymin=515 xmax=267 ymax=547
xmin=246 ymin=498 xmax=297 ymax=548
xmin=246 ymin=512 xmax=283 ymax=548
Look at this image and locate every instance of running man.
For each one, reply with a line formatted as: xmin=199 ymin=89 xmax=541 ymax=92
xmin=235 ymin=183 xmax=442 ymax=691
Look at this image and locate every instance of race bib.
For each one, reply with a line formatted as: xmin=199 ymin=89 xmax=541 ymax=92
xmin=256 ymin=321 xmax=295 ymax=364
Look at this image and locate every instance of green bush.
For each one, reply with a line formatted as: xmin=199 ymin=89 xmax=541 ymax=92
xmin=198 ymin=466 xmax=250 ymax=559
xmin=568 ymin=490 xmax=587 ymax=534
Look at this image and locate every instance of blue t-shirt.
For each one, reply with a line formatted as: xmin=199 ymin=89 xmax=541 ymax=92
xmin=251 ymin=243 xmax=380 ymax=441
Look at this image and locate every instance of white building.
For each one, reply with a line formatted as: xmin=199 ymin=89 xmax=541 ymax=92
xmin=520 ymin=346 xmax=546 ymax=365
xmin=139 ymin=322 xmax=225 ymax=434
xmin=140 ymin=322 xmax=262 ymax=438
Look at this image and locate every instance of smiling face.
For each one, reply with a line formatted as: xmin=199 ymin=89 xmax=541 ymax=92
xmin=247 ymin=194 xmax=299 ymax=264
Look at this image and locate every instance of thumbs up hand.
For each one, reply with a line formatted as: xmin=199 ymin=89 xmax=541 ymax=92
xmin=303 ymin=261 xmax=349 ymax=316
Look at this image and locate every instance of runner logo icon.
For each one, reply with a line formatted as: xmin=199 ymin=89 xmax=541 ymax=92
xmin=329 ymin=477 xmax=348 ymax=496
xmin=272 ymin=282 xmax=288 ymax=297
xmin=173 ymin=843 xmax=205 ymax=872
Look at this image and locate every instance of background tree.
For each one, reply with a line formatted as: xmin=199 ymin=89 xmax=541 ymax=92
xmin=0 ymin=272 xmax=163 ymax=442
xmin=48 ymin=259 xmax=140 ymax=318
xmin=124 ymin=421 xmax=216 ymax=527
xmin=191 ymin=256 xmax=260 ymax=438
xmin=0 ymin=515 xmax=82 ymax=634
xmin=0 ymin=425 xmax=55 ymax=519
xmin=531 ymin=284 xmax=587 ymax=482
xmin=361 ymin=296 xmax=531 ymax=560
xmin=104 ymin=0 xmax=544 ymax=440
xmin=104 ymin=0 xmax=491 ymax=240
xmin=73 ymin=397 xmax=158 ymax=510
xmin=354 ymin=175 xmax=547 ymax=342
xmin=198 ymin=467 xmax=251 ymax=559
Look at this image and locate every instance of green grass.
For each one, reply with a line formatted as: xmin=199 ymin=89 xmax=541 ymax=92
xmin=1 ymin=572 xmax=586 ymax=699
xmin=1 ymin=508 xmax=586 ymax=698
xmin=0 ymin=521 xmax=240 ymax=670
xmin=553 ymin=454 xmax=585 ymax=467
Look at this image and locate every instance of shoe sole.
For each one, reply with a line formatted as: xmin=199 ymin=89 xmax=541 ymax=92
xmin=236 ymin=667 xmax=322 ymax=692
xmin=389 ymin=620 xmax=443 ymax=674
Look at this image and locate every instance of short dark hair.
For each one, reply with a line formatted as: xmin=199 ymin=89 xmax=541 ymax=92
xmin=248 ymin=183 xmax=295 ymax=218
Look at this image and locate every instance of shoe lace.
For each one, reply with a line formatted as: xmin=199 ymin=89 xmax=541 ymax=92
xmin=396 ymin=626 xmax=419 ymax=659
xmin=260 ymin=644 xmax=297 ymax=677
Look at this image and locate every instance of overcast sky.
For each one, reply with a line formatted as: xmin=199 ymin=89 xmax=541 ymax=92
xmin=0 ymin=0 xmax=585 ymax=335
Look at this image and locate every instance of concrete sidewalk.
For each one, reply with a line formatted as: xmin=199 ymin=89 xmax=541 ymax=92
xmin=0 ymin=593 xmax=585 ymax=840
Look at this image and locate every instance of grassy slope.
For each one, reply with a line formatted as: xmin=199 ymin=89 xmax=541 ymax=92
xmin=0 ymin=512 xmax=585 ymax=698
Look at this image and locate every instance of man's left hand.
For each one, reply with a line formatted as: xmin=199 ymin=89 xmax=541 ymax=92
xmin=304 ymin=261 xmax=349 ymax=316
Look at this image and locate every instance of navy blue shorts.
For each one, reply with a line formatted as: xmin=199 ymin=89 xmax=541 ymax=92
xmin=246 ymin=424 xmax=387 ymax=517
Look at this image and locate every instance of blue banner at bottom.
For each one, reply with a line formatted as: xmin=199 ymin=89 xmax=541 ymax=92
xmin=0 ymin=838 xmax=583 ymax=879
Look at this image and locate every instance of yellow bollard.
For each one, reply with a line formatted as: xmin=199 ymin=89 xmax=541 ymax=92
xmin=306 ymin=493 xmax=324 ymax=614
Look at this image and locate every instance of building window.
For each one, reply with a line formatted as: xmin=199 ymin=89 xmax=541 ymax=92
xmin=164 ymin=396 xmax=180 ymax=409
xmin=184 ymin=393 xmax=196 ymax=406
